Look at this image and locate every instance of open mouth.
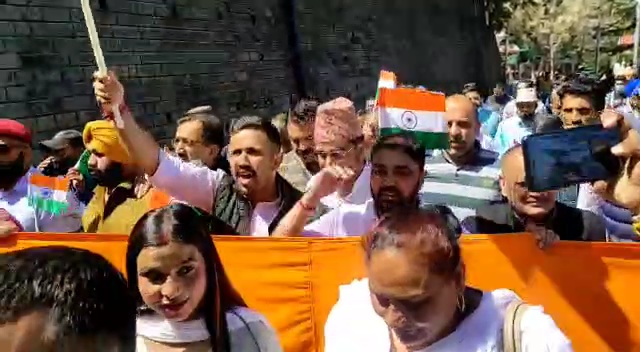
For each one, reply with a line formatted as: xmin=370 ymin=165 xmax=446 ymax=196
xmin=379 ymin=190 xmax=400 ymax=202
xmin=159 ymin=300 xmax=188 ymax=316
xmin=177 ymin=152 xmax=188 ymax=161
xmin=236 ymin=169 xmax=256 ymax=183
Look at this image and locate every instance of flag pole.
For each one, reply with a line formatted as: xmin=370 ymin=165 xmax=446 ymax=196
xmin=80 ymin=0 xmax=123 ymax=128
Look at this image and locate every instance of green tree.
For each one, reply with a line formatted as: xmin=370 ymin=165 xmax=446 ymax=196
xmin=505 ymin=0 xmax=636 ymax=71
xmin=488 ymin=0 xmax=535 ymax=31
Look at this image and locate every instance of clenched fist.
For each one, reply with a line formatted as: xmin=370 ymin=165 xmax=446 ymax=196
xmin=93 ymin=70 xmax=125 ymax=114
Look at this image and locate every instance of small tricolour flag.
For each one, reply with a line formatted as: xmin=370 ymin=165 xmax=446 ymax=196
xmin=374 ymin=70 xmax=397 ymax=107
xmin=28 ymin=174 xmax=70 ymax=216
xmin=378 ymin=87 xmax=448 ymax=149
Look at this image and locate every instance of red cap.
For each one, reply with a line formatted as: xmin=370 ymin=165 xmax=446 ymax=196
xmin=0 ymin=119 xmax=32 ymax=145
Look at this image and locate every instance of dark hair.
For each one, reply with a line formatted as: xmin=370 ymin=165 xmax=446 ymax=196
xmin=371 ymin=133 xmax=426 ymax=170
xmin=462 ymin=82 xmax=480 ymax=95
xmin=127 ymin=204 xmax=247 ymax=352
xmin=556 ymin=77 xmax=604 ymax=111
xmin=178 ymin=106 xmax=225 ymax=147
xmin=229 ymin=115 xmax=281 ymax=149
xmin=534 ymin=113 xmax=563 ymax=133
xmin=0 ymin=246 xmax=136 ymax=348
xmin=363 ymin=207 xmax=462 ymax=280
xmin=289 ymin=98 xmax=320 ymax=124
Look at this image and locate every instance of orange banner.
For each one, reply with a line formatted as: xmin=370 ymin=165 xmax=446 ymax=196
xmin=1 ymin=233 xmax=639 ymax=352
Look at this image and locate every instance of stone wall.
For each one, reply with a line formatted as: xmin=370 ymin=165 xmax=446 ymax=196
xmin=0 ymin=0 xmax=500 ymax=148
xmin=295 ymin=0 xmax=502 ymax=103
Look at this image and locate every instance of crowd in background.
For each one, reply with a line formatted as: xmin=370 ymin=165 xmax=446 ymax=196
xmin=1 ymin=65 xmax=640 ymax=351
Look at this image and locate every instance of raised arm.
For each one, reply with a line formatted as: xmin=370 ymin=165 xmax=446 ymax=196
xmin=92 ymin=71 xmax=223 ymax=212
xmin=271 ymin=166 xmax=353 ymax=237
xmin=93 ymin=71 xmax=161 ymax=175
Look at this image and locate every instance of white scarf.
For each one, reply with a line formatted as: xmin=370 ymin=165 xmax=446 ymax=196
xmin=136 ymin=314 xmax=210 ymax=343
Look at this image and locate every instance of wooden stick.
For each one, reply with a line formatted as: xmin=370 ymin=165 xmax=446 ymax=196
xmin=80 ymin=0 xmax=123 ymax=127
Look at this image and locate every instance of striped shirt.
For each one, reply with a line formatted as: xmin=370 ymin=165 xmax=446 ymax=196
xmin=420 ymin=147 xmax=502 ymax=221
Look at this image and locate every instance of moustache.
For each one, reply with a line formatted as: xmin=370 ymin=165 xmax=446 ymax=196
xmin=377 ymin=187 xmax=402 ymax=199
xmin=235 ymin=166 xmax=256 ymax=177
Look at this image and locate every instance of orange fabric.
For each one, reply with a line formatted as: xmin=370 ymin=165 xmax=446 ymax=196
xmin=148 ymin=189 xmax=172 ymax=210
xmin=0 ymin=234 xmax=639 ymax=352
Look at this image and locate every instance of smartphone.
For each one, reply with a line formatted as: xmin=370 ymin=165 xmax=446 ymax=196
xmin=522 ymin=124 xmax=621 ymax=192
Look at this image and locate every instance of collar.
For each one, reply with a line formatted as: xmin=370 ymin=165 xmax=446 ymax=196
xmin=443 ymin=142 xmax=481 ymax=166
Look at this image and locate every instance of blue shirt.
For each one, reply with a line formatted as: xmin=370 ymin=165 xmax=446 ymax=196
xmin=493 ymin=115 xmax=536 ymax=156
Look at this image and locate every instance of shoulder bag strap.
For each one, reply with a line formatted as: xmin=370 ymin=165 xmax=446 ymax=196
xmin=503 ymin=300 xmax=532 ymax=352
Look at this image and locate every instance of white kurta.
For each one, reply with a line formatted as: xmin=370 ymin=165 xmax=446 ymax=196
xmin=324 ymin=279 xmax=573 ymax=352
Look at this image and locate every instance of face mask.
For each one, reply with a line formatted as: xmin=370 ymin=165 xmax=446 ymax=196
xmin=0 ymin=152 xmax=27 ymax=190
xmin=89 ymin=162 xmax=126 ymax=189
xmin=615 ymin=83 xmax=626 ymax=95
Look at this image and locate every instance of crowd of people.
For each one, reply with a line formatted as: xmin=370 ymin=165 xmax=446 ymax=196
xmin=0 ymin=65 xmax=639 ymax=351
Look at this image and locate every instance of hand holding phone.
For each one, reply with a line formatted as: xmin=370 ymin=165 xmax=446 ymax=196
xmin=522 ymin=125 xmax=622 ymax=192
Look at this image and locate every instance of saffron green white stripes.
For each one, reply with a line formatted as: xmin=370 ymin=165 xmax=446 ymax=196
xmin=377 ymin=88 xmax=448 ymax=149
xmin=28 ymin=174 xmax=70 ymax=216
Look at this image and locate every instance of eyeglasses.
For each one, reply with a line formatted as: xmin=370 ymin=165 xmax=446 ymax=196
xmin=315 ymin=145 xmax=354 ymax=161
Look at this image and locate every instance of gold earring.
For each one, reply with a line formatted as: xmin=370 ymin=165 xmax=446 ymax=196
xmin=457 ymin=292 xmax=466 ymax=312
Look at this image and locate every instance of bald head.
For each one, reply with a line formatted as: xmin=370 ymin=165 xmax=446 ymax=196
xmin=446 ymin=95 xmax=478 ymax=121
xmin=445 ymin=95 xmax=480 ymax=159
xmin=501 ymin=145 xmax=523 ymax=168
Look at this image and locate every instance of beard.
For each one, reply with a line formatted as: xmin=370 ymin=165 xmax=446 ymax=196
xmin=0 ymin=152 xmax=28 ymax=190
xmin=89 ymin=162 xmax=127 ymax=189
xmin=297 ymin=148 xmax=320 ymax=174
xmin=373 ymin=182 xmax=421 ymax=217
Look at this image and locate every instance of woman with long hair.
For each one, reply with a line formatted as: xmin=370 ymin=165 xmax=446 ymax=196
xmin=324 ymin=206 xmax=572 ymax=351
xmin=127 ymin=204 xmax=282 ymax=352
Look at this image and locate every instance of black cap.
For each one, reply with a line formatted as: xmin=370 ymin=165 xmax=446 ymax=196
xmin=39 ymin=130 xmax=82 ymax=151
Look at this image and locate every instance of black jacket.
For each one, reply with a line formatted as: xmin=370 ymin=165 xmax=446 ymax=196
xmin=212 ymin=173 xmax=325 ymax=235
xmin=461 ymin=202 xmax=606 ymax=242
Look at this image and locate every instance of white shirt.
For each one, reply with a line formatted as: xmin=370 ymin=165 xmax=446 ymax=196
xmin=0 ymin=167 xmax=83 ymax=232
xmin=308 ymin=163 xmax=372 ymax=209
xmin=501 ymin=100 xmax=545 ymax=120
xmin=250 ymin=200 xmax=280 ymax=237
xmin=303 ymin=199 xmax=377 ymax=237
xmin=324 ymin=279 xmax=573 ymax=352
xmin=150 ymin=151 xmax=279 ymax=236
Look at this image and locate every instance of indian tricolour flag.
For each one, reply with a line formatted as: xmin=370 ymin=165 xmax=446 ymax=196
xmin=378 ymin=87 xmax=448 ymax=149
xmin=28 ymin=173 xmax=70 ymax=216
xmin=374 ymin=70 xmax=397 ymax=107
